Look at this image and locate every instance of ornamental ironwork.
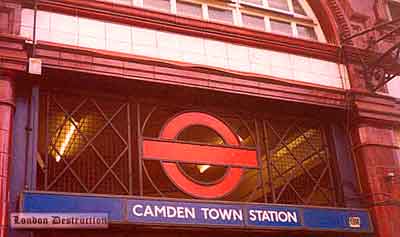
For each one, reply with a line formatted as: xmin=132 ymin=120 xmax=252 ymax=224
xmin=343 ymin=17 xmax=400 ymax=92
xmin=38 ymin=91 xmax=338 ymax=206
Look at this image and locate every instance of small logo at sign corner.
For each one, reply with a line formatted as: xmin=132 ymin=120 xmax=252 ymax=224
xmin=348 ymin=216 xmax=361 ymax=228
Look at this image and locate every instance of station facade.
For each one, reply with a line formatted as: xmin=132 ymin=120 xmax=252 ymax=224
xmin=0 ymin=0 xmax=400 ymax=237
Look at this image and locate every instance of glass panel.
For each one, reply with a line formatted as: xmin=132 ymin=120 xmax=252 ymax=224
xmin=265 ymin=119 xmax=335 ymax=206
xmin=208 ymin=6 xmax=233 ymax=24
xmin=113 ymin=0 xmax=133 ymax=6
xmin=270 ymin=19 xmax=292 ymax=36
xmin=268 ymin=0 xmax=289 ymax=11
xmin=143 ymin=0 xmax=170 ymax=12
xmin=389 ymin=2 xmax=400 ymax=19
xmin=297 ymin=24 xmax=317 ymax=40
xmin=242 ymin=0 xmax=264 ymax=5
xmin=293 ymin=0 xmax=306 ymax=15
xmin=176 ymin=1 xmax=203 ymax=18
xmin=242 ymin=13 xmax=265 ymax=31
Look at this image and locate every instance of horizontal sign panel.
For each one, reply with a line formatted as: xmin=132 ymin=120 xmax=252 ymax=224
xmin=22 ymin=192 xmax=124 ymax=221
xmin=21 ymin=192 xmax=373 ymax=233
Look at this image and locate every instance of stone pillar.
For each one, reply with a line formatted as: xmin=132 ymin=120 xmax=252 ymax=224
xmin=0 ymin=70 xmax=15 ymax=237
xmin=353 ymin=124 xmax=400 ymax=237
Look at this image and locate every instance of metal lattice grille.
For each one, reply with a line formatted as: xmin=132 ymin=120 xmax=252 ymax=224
xmin=38 ymin=91 xmax=338 ymax=206
xmin=263 ymin=119 xmax=336 ymax=206
xmin=39 ymin=93 xmax=132 ymax=195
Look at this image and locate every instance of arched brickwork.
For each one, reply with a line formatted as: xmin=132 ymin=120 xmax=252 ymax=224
xmin=308 ymin=0 xmax=345 ymax=44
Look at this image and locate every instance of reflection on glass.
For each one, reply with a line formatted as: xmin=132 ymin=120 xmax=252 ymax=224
xmin=143 ymin=0 xmax=170 ymax=12
xmin=242 ymin=13 xmax=265 ymax=31
xmin=54 ymin=119 xmax=78 ymax=162
xmin=242 ymin=0 xmax=264 ymax=5
xmin=270 ymin=19 xmax=292 ymax=36
xmin=113 ymin=0 xmax=133 ymax=6
xmin=208 ymin=6 xmax=233 ymax=24
xmin=293 ymin=0 xmax=306 ymax=15
xmin=268 ymin=0 xmax=289 ymax=11
xmin=297 ymin=24 xmax=317 ymax=40
xmin=176 ymin=1 xmax=203 ymax=18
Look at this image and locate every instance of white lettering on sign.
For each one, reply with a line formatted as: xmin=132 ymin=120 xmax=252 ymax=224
xmin=132 ymin=205 xmax=196 ymax=219
xmin=200 ymin=208 xmax=243 ymax=221
xmin=248 ymin=210 xmax=298 ymax=223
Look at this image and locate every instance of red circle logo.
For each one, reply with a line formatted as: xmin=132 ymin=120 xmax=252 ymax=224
xmin=143 ymin=112 xmax=258 ymax=199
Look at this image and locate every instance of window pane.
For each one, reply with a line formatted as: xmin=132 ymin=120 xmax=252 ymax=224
xmin=143 ymin=0 xmax=170 ymax=12
xmin=297 ymin=24 xmax=317 ymax=40
xmin=268 ymin=0 xmax=289 ymax=11
xmin=395 ymin=127 xmax=400 ymax=146
xmin=389 ymin=2 xmax=400 ymax=19
xmin=113 ymin=0 xmax=132 ymax=6
xmin=270 ymin=19 xmax=292 ymax=36
xmin=293 ymin=0 xmax=306 ymax=15
xmin=242 ymin=14 xmax=265 ymax=31
xmin=242 ymin=0 xmax=263 ymax=5
xmin=208 ymin=7 xmax=233 ymax=24
xmin=176 ymin=1 xmax=202 ymax=18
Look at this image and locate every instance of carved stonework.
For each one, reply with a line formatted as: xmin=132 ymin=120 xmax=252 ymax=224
xmin=339 ymin=0 xmax=371 ymax=22
xmin=375 ymin=0 xmax=391 ymax=22
xmin=326 ymin=0 xmax=354 ymax=43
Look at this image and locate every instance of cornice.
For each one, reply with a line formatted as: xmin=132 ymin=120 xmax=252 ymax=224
xmin=0 ymin=33 xmax=28 ymax=71
xmin=352 ymin=90 xmax=400 ymax=125
xmin=32 ymin=40 xmax=348 ymax=109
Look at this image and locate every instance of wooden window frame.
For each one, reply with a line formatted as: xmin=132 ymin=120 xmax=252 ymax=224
xmin=96 ymin=0 xmax=327 ymax=42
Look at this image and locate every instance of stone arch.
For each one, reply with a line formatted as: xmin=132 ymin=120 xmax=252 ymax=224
xmin=307 ymin=0 xmax=353 ymax=44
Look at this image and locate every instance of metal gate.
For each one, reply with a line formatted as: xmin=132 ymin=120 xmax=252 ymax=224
xmin=37 ymin=90 xmax=338 ymax=206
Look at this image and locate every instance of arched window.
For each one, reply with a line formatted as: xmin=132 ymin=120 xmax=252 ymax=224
xmin=104 ymin=0 xmax=327 ymax=42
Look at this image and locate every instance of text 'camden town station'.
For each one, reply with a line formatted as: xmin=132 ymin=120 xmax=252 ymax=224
xmin=131 ymin=204 xmax=298 ymax=223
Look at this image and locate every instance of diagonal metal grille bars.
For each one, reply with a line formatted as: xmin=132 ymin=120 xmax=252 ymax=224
xmin=38 ymin=91 xmax=338 ymax=206
xmin=262 ymin=119 xmax=336 ymax=206
xmin=38 ymin=93 xmax=132 ymax=195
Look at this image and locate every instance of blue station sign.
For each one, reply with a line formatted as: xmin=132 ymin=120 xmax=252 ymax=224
xmin=21 ymin=192 xmax=373 ymax=233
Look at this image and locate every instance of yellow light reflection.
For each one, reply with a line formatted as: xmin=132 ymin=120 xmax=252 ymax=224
xmin=55 ymin=119 xmax=79 ymax=162
xmin=232 ymin=129 xmax=323 ymax=200
xmin=197 ymin=165 xmax=211 ymax=173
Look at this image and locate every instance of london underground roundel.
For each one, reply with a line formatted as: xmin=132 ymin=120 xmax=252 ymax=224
xmin=142 ymin=112 xmax=258 ymax=199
